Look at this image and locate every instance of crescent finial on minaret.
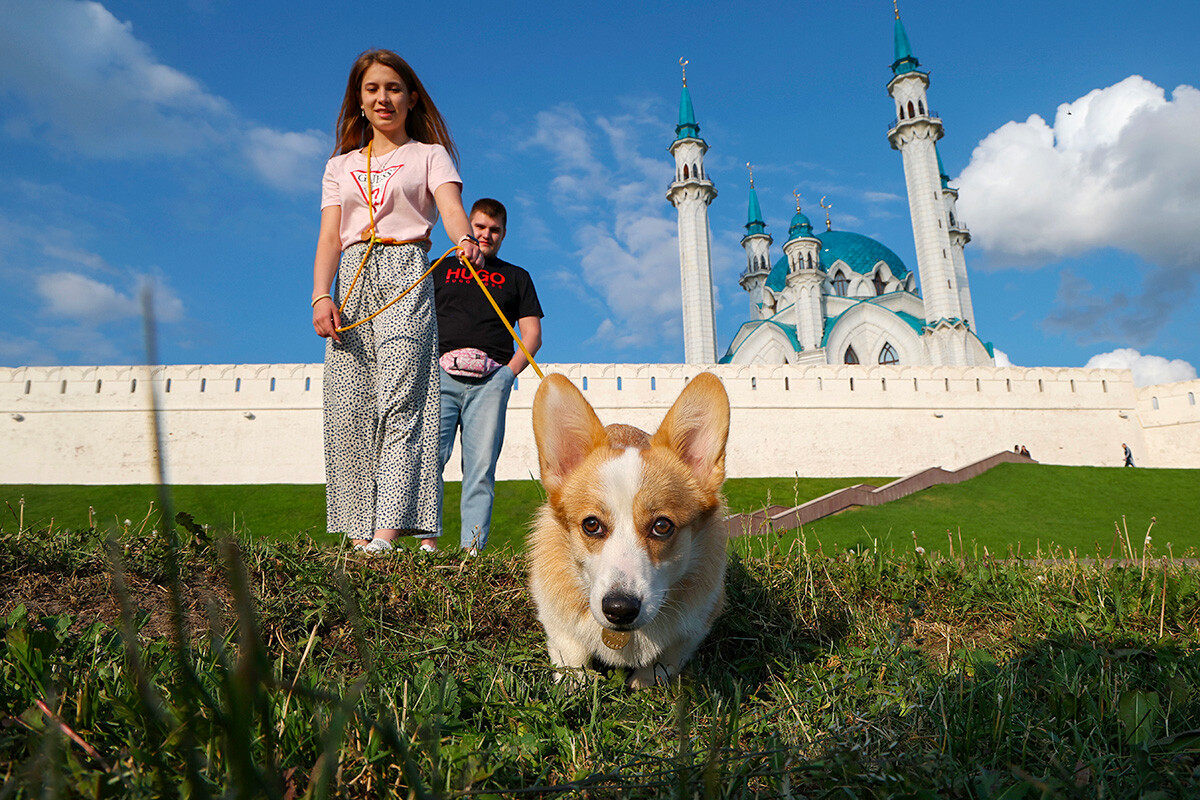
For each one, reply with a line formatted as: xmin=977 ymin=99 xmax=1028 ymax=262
xmin=819 ymin=196 xmax=833 ymax=230
xmin=793 ymin=189 xmax=803 ymax=212
xmin=746 ymin=162 xmax=754 ymax=188
xmin=680 ymin=58 xmax=689 ymax=87
xmin=893 ymin=0 xmax=900 ymax=20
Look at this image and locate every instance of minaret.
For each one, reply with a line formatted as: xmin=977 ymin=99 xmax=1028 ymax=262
xmin=937 ymin=148 xmax=976 ymax=328
xmin=885 ymin=4 xmax=972 ymax=364
xmin=738 ymin=164 xmax=773 ymax=320
xmin=666 ymin=58 xmax=718 ymax=364
xmin=782 ymin=192 xmax=825 ymax=356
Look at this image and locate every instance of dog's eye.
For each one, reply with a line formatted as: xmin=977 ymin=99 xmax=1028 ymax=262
xmin=581 ymin=516 xmax=605 ymax=537
xmin=650 ymin=517 xmax=675 ymax=539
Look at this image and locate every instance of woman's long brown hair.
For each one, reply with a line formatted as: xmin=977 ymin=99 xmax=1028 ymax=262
xmin=332 ymin=49 xmax=459 ymax=166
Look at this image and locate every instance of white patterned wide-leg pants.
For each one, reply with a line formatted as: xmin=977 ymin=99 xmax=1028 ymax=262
xmin=323 ymin=242 xmax=441 ymax=541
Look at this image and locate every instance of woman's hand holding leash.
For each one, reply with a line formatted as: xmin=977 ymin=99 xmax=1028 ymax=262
xmin=313 ymin=296 xmax=342 ymax=343
xmin=457 ymin=238 xmax=482 ymax=268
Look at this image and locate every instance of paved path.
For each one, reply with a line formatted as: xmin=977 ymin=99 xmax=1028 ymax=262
xmin=724 ymin=450 xmax=1035 ymax=537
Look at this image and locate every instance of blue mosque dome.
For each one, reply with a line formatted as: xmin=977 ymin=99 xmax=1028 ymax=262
xmin=817 ymin=230 xmax=910 ymax=278
xmin=765 ymin=229 xmax=910 ymax=291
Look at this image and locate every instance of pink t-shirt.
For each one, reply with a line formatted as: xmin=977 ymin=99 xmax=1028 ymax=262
xmin=321 ymin=141 xmax=461 ymax=251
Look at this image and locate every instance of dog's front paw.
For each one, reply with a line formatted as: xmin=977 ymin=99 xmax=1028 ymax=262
xmin=628 ymin=662 xmax=674 ymax=689
xmin=552 ymin=666 xmax=591 ymax=691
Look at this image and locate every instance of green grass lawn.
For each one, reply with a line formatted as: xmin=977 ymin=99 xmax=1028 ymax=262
xmin=0 ymin=475 xmax=891 ymax=552
xmin=738 ymin=463 xmax=1200 ymax=560
xmin=4 ymin=463 xmax=1198 ymax=556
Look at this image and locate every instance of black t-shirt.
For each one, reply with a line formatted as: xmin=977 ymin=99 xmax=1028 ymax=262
xmin=433 ymin=255 xmax=543 ymax=364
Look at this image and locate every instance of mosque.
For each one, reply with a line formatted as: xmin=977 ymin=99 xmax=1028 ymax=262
xmin=667 ymin=10 xmax=995 ymax=368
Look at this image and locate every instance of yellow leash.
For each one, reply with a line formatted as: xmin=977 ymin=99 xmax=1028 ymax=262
xmin=333 ymin=140 xmax=543 ymax=379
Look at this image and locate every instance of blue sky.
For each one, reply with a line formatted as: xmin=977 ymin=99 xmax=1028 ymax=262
xmin=2 ymin=0 xmax=1197 ymax=384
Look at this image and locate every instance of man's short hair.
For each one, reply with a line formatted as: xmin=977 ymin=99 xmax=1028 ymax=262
xmin=470 ymin=198 xmax=507 ymax=229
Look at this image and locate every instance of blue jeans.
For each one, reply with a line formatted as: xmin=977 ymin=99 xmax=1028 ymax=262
xmin=438 ymin=366 xmax=516 ymax=549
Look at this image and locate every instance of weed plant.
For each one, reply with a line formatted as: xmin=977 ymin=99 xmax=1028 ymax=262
xmin=2 ymin=518 xmax=1199 ymax=798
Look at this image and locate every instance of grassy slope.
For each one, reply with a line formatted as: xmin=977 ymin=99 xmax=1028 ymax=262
xmin=3 ymin=464 xmax=1198 ymax=555
xmin=752 ymin=463 xmax=1200 ymax=559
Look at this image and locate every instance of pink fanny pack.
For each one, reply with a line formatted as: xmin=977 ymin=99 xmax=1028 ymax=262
xmin=440 ymin=347 xmax=503 ymax=378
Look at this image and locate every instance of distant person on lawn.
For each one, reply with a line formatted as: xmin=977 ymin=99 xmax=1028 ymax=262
xmin=1123 ymin=442 xmax=1135 ymax=467
xmin=434 ymin=198 xmax=543 ymax=553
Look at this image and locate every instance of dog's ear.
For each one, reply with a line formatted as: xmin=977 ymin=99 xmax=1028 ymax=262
xmin=532 ymin=373 xmax=607 ymax=498
xmin=651 ymin=372 xmax=730 ymax=495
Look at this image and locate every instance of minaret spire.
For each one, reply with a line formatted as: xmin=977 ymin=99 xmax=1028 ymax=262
xmin=738 ymin=163 xmax=772 ymax=321
xmin=745 ymin=163 xmax=765 ymax=234
xmin=666 ymin=60 xmax=718 ymax=363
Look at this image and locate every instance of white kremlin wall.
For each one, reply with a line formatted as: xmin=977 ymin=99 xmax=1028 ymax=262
xmin=2 ymin=363 xmax=1199 ymax=485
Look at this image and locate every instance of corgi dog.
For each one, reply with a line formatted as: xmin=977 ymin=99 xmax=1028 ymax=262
xmin=528 ymin=372 xmax=730 ymax=688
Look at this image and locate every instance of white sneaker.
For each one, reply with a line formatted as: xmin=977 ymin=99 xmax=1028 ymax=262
xmin=418 ymin=539 xmax=438 ymax=553
xmin=354 ymin=538 xmax=395 ymax=555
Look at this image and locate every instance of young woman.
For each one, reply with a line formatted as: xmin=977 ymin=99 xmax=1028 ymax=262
xmin=311 ymin=49 xmax=481 ymax=554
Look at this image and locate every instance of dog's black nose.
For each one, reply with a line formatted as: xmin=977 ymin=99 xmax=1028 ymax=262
xmin=601 ymin=592 xmax=641 ymax=626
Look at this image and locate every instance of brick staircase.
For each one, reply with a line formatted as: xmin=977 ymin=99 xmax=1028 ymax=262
xmin=724 ymin=450 xmax=1035 ymax=538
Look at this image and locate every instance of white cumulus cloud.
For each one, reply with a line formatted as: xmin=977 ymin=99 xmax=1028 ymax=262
xmin=1084 ymin=347 xmax=1196 ymax=387
xmin=992 ymin=348 xmax=1014 ymax=367
xmin=36 ymin=271 xmax=184 ymax=325
xmin=957 ymin=77 xmax=1200 ymax=345
xmin=958 ymin=76 xmax=1200 ymax=267
xmin=0 ymin=0 xmax=229 ymax=156
xmin=0 ymin=0 xmax=323 ymax=192
xmin=244 ymin=127 xmax=330 ymax=193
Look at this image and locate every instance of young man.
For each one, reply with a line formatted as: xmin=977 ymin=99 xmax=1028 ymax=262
xmin=433 ymin=198 xmax=543 ymax=552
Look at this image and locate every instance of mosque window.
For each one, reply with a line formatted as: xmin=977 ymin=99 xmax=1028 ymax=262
xmin=95 ymin=380 xmax=102 ymax=393
xmin=918 ymin=100 xmax=925 ymax=115
xmin=305 ymin=377 xmax=311 ymax=391
xmin=832 ymin=274 xmax=848 ymax=297
xmin=60 ymin=380 xmax=67 ymax=394
xmin=907 ymin=101 xmax=915 ymax=118
xmin=24 ymin=380 xmax=31 ymax=394
xmin=844 ymin=346 xmax=859 ymax=365
xmin=131 ymin=379 xmax=137 ymax=393
xmin=682 ymin=164 xmax=689 ymax=179
xmin=165 ymin=379 xmax=172 ymax=393
xmin=873 ymin=274 xmax=886 ymax=296
xmin=1189 ymin=392 xmax=1195 ymax=405
xmin=878 ymin=343 xmax=899 ymax=365
xmin=200 ymin=378 xmax=206 ymax=393
xmin=1152 ymin=397 xmax=1159 ymax=409
xmin=899 ymin=105 xmax=905 ymax=120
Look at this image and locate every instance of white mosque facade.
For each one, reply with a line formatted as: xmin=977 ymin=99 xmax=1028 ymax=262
xmin=671 ymin=13 xmax=994 ymax=369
